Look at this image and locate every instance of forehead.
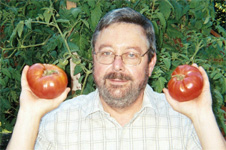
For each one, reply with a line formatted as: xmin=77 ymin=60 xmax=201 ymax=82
xmin=95 ymin=22 xmax=149 ymax=53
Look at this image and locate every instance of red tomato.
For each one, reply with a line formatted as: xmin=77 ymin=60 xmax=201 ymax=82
xmin=167 ymin=65 xmax=204 ymax=102
xmin=27 ymin=63 xmax=68 ymax=99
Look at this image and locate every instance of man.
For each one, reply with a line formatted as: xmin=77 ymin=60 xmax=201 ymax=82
xmin=7 ymin=7 xmax=226 ymax=150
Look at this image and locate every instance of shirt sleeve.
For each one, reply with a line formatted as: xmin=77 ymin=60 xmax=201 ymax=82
xmin=34 ymin=115 xmax=55 ymax=150
xmin=35 ymin=133 xmax=53 ymax=150
xmin=185 ymin=123 xmax=202 ymax=150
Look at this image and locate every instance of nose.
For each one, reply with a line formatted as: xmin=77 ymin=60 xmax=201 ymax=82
xmin=112 ymin=55 xmax=125 ymax=72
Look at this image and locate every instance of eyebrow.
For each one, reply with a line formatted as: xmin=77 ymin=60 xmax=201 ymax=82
xmin=126 ymin=46 xmax=142 ymax=53
xmin=97 ymin=44 xmax=143 ymax=53
xmin=98 ymin=44 xmax=112 ymax=51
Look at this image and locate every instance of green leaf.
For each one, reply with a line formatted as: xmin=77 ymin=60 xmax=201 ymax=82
xmin=223 ymin=78 xmax=226 ymax=93
xmin=151 ymin=21 xmax=159 ymax=35
xmin=71 ymin=7 xmax=82 ymax=18
xmin=74 ymin=65 xmax=83 ymax=75
xmin=216 ymin=25 xmax=226 ymax=38
xmin=1 ymin=68 xmax=11 ymax=78
xmin=159 ymin=0 xmax=173 ymax=20
xmin=82 ymin=19 xmax=90 ymax=28
xmin=153 ymin=77 xmax=167 ymax=93
xmin=171 ymin=0 xmax=183 ymax=20
xmin=12 ymin=71 xmax=21 ymax=81
xmin=151 ymin=67 xmax=164 ymax=79
xmin=219 ymin=77 xmax=226 ymax=94
xmin=56 ymin=19 xmax=70 ymax=23
xmin=91 ymin=5 xmax=102 ymax=31
xmin=213 ymin=73 xmax=222 ymax=80
xmin=88 ymin=74 xmax=94 ymax=83
xmin=167 ymin=25 xmax=183 ymax=38
xmin=158 ymin=29 xmax=164 ymax=47
xmin=156 ymin=12 xmax=166 ymax=31
xmin=0 ymin=78 xmax=7 ymax=87
xmin=163 ymin=58 xmax=171 ymax=70
xmin=213 ymin=89 xmax=223 ymax=105
xmin=78 ymin=75 xmax=84 ymax=83
xmin=2 ymin=98 xmax=11 ymax=109
xmin=81 ymin=3 xmax=90 ymax=16
xmin=204 ymin=16 xmax=210 ymax=24
xmin=68 ymin=41 xmax=79 ymax=51
xmin=25 ymin=18 xmax=32 ymax=29
xmin=178 ymin=54 xmax=189 ymax=61
xmin=44 ymin=35 xmax=61 ymax=51
xmin=172 ymin=52 xmax=179 ymax=60
xmin=50 ymin=50 xmax=57 ymax=58
xmin=210 ymin=70 xmax=218 ymax=78
xmin=43 ymin=9 xmax=52 ymax=23
xmin=88 ymin=0 xmax=95 ymax=7
xmin=9 ymin=24 xmax=20 ymax=46
xmin=79 ymin=34 xmax=88 ymax=51
xmin=217 ymin=40 xmax=223 ymax=48
xmin=83 ymin=82 xmax=94 ymax=94
xmin=195 ymin=20 xmax=202 ymax=29
xmin=189 ymin=0 xmax=200 ymax=8
xmin=10 ymin=90 xmax=18 ymax=101
xmin=36 ymin=14 xmax=44 ymax=21
xmin=17 ymin=21 xmax=24 ymax=38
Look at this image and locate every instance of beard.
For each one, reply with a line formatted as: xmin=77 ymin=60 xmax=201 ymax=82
xmin=94 ymin=67 xmax=149 ymax=109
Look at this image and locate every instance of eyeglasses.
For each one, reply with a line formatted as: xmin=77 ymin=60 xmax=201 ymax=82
xmin=93 ymin=50 xmax=149 ymax=66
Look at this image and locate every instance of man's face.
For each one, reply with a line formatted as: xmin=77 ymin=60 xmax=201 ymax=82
xmin=93 ymin=22 xmax=156 ymax=109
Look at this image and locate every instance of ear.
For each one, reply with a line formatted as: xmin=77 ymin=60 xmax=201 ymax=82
xmin=148 ymin=53 xmax=156 ymax=77
xmin=92 ymin=50 xmax=96 ymax=61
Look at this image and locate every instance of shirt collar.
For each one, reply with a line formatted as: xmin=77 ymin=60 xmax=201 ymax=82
xmin=142 ymin=84 xmax=157 ymax=110
xmin=83 ymin=89 xmax=105 ymax=118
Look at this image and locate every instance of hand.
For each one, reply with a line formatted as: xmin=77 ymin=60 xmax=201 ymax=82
xmin=163 ymin=64 xmax=212 ymax=121
xmin=19 ymin=65 xmax=70 ymax=118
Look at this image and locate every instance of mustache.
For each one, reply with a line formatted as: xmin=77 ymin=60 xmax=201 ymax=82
xmin=104 ymin=72 xmax=132 ymax=81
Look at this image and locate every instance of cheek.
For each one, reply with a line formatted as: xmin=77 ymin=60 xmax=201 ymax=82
xmin=131 ymin=69 xmax=145 ymax=81
xmin=93 ymin=62 xmax=108 ymax=81
xmin=129 ymin=63 xmax=149 ymax=77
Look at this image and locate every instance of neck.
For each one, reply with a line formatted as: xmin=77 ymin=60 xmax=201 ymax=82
xmin=100 ymin=92 xmax=144 ymax=127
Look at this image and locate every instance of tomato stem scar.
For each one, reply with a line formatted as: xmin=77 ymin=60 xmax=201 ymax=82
xmin=43 ymin=70 xmax=59 ymax=76
xmin=172 ymin=74 xmax=185 ymax=81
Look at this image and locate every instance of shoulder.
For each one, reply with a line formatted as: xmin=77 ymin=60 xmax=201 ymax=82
xmin=145 ymin=85 xmax=190 ymax=120
xmin=40 ymin=90 xmax=98 ymax=125
xmin=57 ymin=90 xmax=97 ymax=111
xmin=145 ymin=84 xmax=169 ymax=109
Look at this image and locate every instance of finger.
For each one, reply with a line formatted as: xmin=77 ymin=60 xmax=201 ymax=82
xmin=198 ymin=66 xmax=211 ymax=91
xmin=52 ymin=87 xmax=71 ymax=107
xmin=21 ymin=65 xmax=30 ymax=89
xmin=198 ymin=66 xmax=209 ymax=81
xmin=191 ymin=64 xmax=208 ymax=81
xmin=163 ymin=88 xmax=179 ymax=108
xmin=191 ymin=63 xmax=198 ymax=68
xmin=191 ymin=64 xmax=210 ymax=89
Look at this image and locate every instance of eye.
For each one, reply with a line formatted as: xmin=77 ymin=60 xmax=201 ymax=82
xmin=101 ymin=51 xmax=113 ymax=56
xmin=126 ymin=52 xmax=138 ymax=58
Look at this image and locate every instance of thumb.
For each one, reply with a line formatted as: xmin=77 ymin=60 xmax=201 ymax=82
xmin=163 ymin=88 xmax=179 ymax=109
xmin=52 ymin=87 xmax=71 ymax=108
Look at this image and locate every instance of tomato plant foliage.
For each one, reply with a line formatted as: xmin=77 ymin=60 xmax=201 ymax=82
xmin=0 ymin=0 xmax=226 ymax=137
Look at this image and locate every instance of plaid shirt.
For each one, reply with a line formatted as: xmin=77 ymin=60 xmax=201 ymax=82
xmin=35 ymin=85 xmax=201 ymax=150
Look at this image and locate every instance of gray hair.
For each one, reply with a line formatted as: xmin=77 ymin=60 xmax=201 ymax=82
xmin=91 ymin=7 xmax=156 ymax=62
